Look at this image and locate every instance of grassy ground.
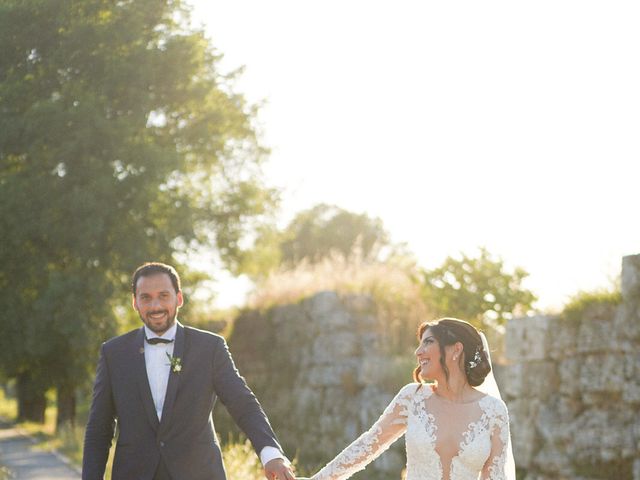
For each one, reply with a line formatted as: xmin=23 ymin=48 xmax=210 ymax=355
xmin=0 ymin=388 xmax=275 ymax=479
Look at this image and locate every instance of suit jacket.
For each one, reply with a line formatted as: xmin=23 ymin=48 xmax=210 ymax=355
xmin=82 ymin=322 xmax=283 ymax=480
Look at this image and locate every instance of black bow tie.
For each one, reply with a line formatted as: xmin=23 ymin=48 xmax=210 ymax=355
xmin=145 ymin=336 xmax=174 ymax=345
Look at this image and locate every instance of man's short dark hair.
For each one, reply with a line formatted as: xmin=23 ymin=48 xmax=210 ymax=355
xmin=132 ymin=262 xmax=181 ymax=295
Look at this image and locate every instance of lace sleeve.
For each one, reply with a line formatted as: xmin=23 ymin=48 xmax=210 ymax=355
xmin=310 ymin=384 xmax=414 ymax=480
xmin=480 ymin=399 xmax=513 ymax=480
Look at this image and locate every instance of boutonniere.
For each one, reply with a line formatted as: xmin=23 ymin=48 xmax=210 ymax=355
xmin=166 ymin=352 xmax=182 ymax=373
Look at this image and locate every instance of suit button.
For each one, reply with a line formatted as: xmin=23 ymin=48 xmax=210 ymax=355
xmin=160 ymin=441 xmax=165 ymax=447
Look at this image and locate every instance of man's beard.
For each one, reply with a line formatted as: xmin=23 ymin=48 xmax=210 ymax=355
xmin=140 ymin=308 xmax=178 ymax=334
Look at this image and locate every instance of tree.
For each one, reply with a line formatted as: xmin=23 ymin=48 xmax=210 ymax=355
xmin=421 ymin=248 xmax=537 ymax=329
xmin=0 ymin=0 xmax=274 ymax=428
xmin=240 ymin=203 xmax=393 ymax=278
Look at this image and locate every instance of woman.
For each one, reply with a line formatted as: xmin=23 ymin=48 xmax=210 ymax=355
xmin=299 ymin=318 xmax=515 ymax=480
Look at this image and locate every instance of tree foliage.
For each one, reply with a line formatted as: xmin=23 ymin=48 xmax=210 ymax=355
xmin=240 ymin=203 xmax=392 ymax=278
xmin=421 ymin=248 xmax=537 ymax=328
xmin=0 ymin=0 xmax=274 ymax=423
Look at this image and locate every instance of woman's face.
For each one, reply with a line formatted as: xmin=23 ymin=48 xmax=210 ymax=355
xmin=415 ymin=328 xmax=442 ymax=379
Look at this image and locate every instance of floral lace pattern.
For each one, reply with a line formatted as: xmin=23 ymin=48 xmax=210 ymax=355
xmin=311 ymin=383 xmax=512 ymax=480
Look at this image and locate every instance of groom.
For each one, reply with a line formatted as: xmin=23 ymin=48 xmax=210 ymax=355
xmin=83 ymin=262 xmax=294 ymax=480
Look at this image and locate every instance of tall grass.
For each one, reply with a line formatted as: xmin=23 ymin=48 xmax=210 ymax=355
xmin=249 ymin=253 xmax=431 ymax=354
xmin=221 ymin=439 xmax=265 ymax=480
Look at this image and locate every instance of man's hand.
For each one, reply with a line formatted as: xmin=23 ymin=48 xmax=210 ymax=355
xmin=264 ymin=458 xmax=295 ymax=480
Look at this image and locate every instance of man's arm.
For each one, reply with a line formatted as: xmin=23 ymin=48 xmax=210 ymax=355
xmin=82 ymin=344 xmax=116 ymax=480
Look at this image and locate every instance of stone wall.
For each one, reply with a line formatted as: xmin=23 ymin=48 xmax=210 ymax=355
xmin=505 ymin=254 xmax=640 ymax=480
xmin=218 ymin=255 xmax=640 ymax=479
xmin=218 ymin=291 xmax=407 ymax=479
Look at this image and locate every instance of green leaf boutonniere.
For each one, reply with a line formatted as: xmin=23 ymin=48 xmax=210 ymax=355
xmin=166 ymin=352 xmax=182 ymax=373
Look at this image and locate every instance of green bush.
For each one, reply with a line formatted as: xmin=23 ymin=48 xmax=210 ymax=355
xmin=561 ymin=288 xmax=622 ymax=325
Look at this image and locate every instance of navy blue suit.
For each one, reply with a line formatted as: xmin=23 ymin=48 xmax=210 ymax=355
xmin=82 ymin=322 xmax=282 ymax=480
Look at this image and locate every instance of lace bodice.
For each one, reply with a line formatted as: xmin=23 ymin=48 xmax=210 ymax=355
xmin=311 ymin=383 xmax=512 ymax=480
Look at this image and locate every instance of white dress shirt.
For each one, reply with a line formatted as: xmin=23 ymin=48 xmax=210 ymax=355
xmin=143 ymin=324 xmax=176 ymax=421
xmin=142 ymin=323 xmax=287 ymax=467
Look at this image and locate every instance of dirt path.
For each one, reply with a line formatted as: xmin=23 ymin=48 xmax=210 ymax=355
xmin=0 ymin=422 xmax=81 ymax=479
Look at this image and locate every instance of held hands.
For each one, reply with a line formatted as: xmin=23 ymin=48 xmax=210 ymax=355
xmin=264 ymin=458 xmax=296 ymax=480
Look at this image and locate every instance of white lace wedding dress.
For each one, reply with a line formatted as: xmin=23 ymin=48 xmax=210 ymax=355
xmin=310 ymin=383 xmax=512 ymax=480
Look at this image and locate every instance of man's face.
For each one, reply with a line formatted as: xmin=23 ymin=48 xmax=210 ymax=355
xmin=133 ymin=273 xmax=183 ymax=335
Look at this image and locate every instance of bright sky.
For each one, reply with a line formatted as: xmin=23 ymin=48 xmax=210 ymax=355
xmin=187 ymin=0 xmax=640 ymax=311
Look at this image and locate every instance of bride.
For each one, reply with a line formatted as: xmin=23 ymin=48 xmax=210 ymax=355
xmin=298 ymin=318 xmax=515 ymax=480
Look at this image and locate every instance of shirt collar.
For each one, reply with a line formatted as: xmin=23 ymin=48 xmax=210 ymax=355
xmin=144 ymin=322 xmax=177 ymax=342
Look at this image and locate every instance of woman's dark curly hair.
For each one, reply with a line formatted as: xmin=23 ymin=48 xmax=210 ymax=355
xmin=413 ymin=317 xmax=491 ymax=387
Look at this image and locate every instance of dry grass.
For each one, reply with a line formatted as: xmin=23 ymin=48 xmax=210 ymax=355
xmin=248 ymin=253 xmax=431 ymax=354
xmin=249 ymin=254 xmax=420 ymax=308
xmin=220 ymin=439 xmax=265 ymax=480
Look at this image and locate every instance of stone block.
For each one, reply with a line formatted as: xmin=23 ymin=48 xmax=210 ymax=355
xmin=307 ymin=361 xmax=359 ymax=389
xmin=503 ymin=363 xmax=524 ymax=399
xmin=357 ymin=356 xmax=389 ymax=385
xmin=570 ymin=408 xmax=636 ymax=463
xmin=576 ymin=317 xmax=617 ymax=354
xmin=623 ymin=382 xmax=640 ymax=405
xmin=535 ymin=395 xmax=579 ymax=443
xmin=512 ymin=416 xmax=538 ymax=469
xmin=524 ymin=361 xmax=559 ymax=400
xmin=508 ymin=398 xmax=541 ymax=468
xmin=354 ymin=314 xmax=378 ymax=330
xmin=548 ymin=316 xmax=578 ymax=360
xmin=633 ymin=416 xmax=640 ymax=454
xmin=293 ymin=387 xmax=319 ymax=416
xmin=312 ymin=331 xmax=359 ymax=360
xmin=533 ymin=444 xmax=572 ymax=477
xmin=622 ymin=254 xmax=640 ymax=302
xmin=506 ymin=316 xmax=551 ymax=362
xmin=620 ymin=301 xmax=640 ymax=341
xmin=558 ymin=357 xmax=581 ymax=397
xmin=504 ymin=361 xmax=558 ymax=400
xmin=622 ymin=353 xmax=640 ymax=408
xmin=342 ymin=294 xmax=376 ymax=314
xmin=303 ymin=291 xmax=346 ymax=323
xmin=319 ymin=309 xmax=354 ymax=331
xmin=358 ymin=391 xmax=393 ymax=427
xmin=579 ymin=353 xmax=626 ymax=397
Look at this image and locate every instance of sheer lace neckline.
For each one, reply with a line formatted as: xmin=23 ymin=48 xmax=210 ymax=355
xmin=419 ymin=385 xmax=495 ymax=480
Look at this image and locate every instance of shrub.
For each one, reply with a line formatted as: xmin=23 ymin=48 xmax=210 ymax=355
xmin=561 ymin=288 xmax=622 ymax=325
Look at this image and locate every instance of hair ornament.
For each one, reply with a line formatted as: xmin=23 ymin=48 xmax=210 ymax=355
xmin=468 ymin=346 xmax=482 ymax=370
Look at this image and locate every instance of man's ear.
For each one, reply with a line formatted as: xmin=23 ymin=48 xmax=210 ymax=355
xmin=132 ymin=294 xmax=138 ymax=310
xmin=177 ymin=291 xmax=184 ymax=308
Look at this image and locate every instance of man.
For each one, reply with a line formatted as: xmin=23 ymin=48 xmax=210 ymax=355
xmin=83 ymin=262 xmax=295 ymax=480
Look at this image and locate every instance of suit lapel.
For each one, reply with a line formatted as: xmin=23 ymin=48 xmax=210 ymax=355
xmin=134 ymin=327 xmax=160 ymax=432
xmin=159 ymin=322 xmax=185 ymax=433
